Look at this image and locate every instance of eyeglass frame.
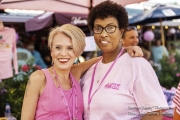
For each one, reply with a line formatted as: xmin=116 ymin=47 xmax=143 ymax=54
xmin=122 ymin=26 xmax=137 ymax=38
xmin=93 ymin=25 xmax=119 ymax=34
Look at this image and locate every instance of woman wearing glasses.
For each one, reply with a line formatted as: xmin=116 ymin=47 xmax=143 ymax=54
xmin=81 ymin=1 xmax=168 ymax=120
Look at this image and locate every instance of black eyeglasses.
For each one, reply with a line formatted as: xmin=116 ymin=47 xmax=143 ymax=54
xmin=122 ymin=26 xmax=137 ymax=38
xmin=93 ymin=25 xmax=118 ymax=34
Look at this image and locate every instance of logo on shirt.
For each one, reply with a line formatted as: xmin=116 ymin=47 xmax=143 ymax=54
xmin=0 ymin=36 xmax=10 ymax=49
xmin=104 ymin=83 xmax=120 ymax=90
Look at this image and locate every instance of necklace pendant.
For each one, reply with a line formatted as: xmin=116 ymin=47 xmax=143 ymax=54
xmin=97 ymin=80 xmax=99 ymax=83
xmin=73 ymin=117 xmax=76 ymax=120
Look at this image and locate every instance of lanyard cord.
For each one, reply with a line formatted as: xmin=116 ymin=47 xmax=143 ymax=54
xmin=88 ymin=48 xmax=124 ymax=112
xmin=52 ymin=66 xmax=77 ymax=120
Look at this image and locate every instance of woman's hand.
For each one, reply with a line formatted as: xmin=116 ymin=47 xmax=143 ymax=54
xmin=124 ymin=46 xmax=143 ymax=57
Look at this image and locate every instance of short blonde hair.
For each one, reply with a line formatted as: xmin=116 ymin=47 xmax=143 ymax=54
xmin=48 ymin=24 xmax=86 ymax=57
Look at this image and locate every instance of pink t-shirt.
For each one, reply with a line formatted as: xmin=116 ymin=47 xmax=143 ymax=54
xmin=173 ymin=82 xmax=180 ymax=115
xmin=81 ymin=53 xmax=168 ymax=120
xmin=0 ymin=27 xmax=18 ymax=79
xmin=35 ymin=69 xmax=84 ymax=120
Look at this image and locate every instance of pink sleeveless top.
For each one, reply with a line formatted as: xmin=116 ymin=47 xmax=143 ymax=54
xmin=35 ymin=69 xmax=84 ymax=120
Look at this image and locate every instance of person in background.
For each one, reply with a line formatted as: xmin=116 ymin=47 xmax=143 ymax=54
xmin=81 ymin=1 xmax=168 ymax=120
xmin=21 ymin=23 xmax=143 ymax=120
xmin=39 ymin=36 xmax=52 ymax=66
xmin=168 ymin=43 xmax=179 ymax=56
xmin=26 ymin=43 xmax=47 ymax=69
xmin=122 ymin=26 xmax=151 ymax=60
xmin=173 ymin=82 xmax=180 ymax=120
xmin=151 ymin=39 xmax=169 ymax=63
xmin=122 ymin=26 xmax=139 ymax=47
xmin=16 ymin=41 xmax=33 ymax=67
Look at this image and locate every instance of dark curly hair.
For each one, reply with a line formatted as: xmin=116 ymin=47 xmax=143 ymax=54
xmin=88 ymin=0 xmax=128 ymax=31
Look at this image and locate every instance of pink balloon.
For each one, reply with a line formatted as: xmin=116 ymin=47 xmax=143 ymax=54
xmin=168 ymin=28 xmax=176 ymax=35
xmin=143 ymin=30 xmax=154 ymax=41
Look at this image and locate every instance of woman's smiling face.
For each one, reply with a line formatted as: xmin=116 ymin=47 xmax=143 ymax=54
xmin=93 ymin=16 xmax=123 ymax=53
xmin=51 ymin=32 xmax=76 ymax=70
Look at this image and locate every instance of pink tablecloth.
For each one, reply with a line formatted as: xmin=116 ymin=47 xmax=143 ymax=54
xmin=163 ymin=116 xmax=173 ymax=120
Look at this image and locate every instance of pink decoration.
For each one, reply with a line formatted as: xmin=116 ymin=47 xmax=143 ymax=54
xmin=170 ymin=87 xmax=177 ymax=92
xmin=34 ymin=65 xmax=41 ymax=70
xmin=168 ymin=28 xmax=176 ymax=35
xmin=170 ymin=58 xmax=175 ymax=63
xmin=143 ymin=30 xmax=154 ymax=41
xmin=16 ymin=33 xmax=19 ymax=42
xmin=176 ymin=73 xmax=180 ymax=77
xmin=22 ymin=65 xmax=30 ymax=72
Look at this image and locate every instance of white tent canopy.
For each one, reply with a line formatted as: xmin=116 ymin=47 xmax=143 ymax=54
xmin=0 ymin=14 xmax=33 ymax=22
xmin=0 ymin=0 xmax=147 ymax=14
xmin=146 ymin=20 xmax=180 ymax=26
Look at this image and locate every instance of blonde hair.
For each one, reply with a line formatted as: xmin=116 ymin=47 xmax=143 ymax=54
xmin=48 ymin=24 xmax=86 ymax=57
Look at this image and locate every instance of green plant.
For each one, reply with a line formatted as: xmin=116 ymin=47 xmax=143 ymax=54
xmin=0 ymin=81 xmax=8 ymax=117
xmin=0 ymin=58 xmax=41 ymax=119
xmin=155 ymin=53 xmax=180 ymax=89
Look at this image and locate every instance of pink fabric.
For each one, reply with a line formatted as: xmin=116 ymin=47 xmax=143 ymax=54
xmin=0 ymin=0 xmax=147 ymax=14
xmin=81 ymin=53 xmax=168 ymax=120
xmin=173 ymin=82 xmax=180 ymax=115
xmin=35 ymin=69 xmax=83 ymax=120
xmin=0 ymin=27 xmax=18 ymax=79
xmin=163 ymin=116 xmax=173 ymax=120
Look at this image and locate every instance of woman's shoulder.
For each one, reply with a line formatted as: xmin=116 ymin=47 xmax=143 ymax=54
xmin=123 ymin=53 xmax=146 ymax=61
xmin=122 ymin=53 xmax=151 ymax=66
xmin=29 ymin=70 xmax=46 ymax=83
xmin=27 ymin=70 xmax=47 ymax=95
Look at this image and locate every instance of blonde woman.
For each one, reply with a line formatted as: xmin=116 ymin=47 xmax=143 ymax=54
xmin=21 ymin=24 xmax=142 ymax=120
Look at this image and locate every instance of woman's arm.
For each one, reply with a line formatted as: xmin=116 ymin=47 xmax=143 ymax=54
xmin=21 ymin=70 xmax=45 ymax=120
xmin=71 ymin=57 xmax=101 ymax=81
xmin=141 ymin=110 xmax=163 ymax=120
xmin=71 ymin=46 xmax=143 ymax=81
xmin=174 ymin=107 xmax=180 ymax=120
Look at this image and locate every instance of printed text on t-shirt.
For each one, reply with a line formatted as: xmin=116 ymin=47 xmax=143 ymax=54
xmin=104 ymin=83 xmax=120 ymax=90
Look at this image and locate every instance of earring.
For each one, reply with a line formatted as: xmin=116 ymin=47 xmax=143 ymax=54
xmin=51 ymin=61 xmax=54 ymax=66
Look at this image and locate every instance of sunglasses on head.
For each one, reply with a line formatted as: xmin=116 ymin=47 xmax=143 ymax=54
xmin=126 ymin=26 xmax=137 ymax=31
